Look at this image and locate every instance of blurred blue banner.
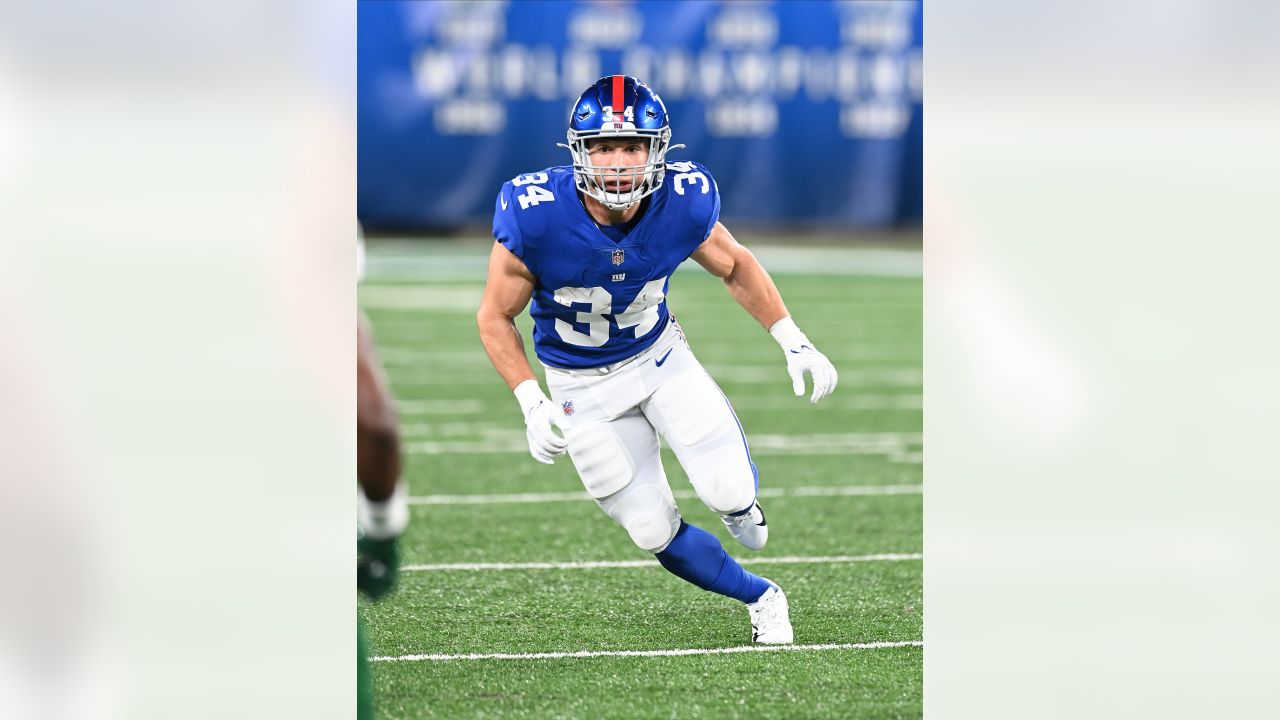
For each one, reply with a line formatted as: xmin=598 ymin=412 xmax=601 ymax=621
xmin=358 ymin=0 xmax=921 ymax=230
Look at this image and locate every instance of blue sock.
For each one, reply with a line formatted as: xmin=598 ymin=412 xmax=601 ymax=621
xmin=655 ymin=522 xmax=772 ymax=604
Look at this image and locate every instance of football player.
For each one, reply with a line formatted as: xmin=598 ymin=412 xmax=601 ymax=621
xmin=476 ymin=76 xmax=837 ymax=644
xmin=356 ymin=231 xmax=408 ymax=718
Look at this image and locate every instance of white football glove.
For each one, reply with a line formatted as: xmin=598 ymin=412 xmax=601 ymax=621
xmin=513 ymin=379 xmax=568 ymax=464
xmin=770 ymin=316 xmax=838 ymax=404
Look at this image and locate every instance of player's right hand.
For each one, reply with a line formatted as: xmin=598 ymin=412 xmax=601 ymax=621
xmin=514 ymin=380 xmax=568 ymax=464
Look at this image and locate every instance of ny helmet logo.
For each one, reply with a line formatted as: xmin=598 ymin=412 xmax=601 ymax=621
xmin=611 ymin=249 xmax=625 ymax=266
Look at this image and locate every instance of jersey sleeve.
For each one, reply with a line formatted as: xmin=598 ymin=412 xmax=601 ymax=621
xmin=660 ymin=159 xmax=721 ymax=257
xmin=492 ymin=181 xmax=524 ymax=258
xmin=690 ymin=161 xmax=721 ymax=244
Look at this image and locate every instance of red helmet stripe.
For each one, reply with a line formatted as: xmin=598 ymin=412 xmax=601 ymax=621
xmin=611 ymin=74 xmax=624 ymax=112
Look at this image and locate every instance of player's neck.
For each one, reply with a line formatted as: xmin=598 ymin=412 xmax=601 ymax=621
xmin=581 ymin=192 xmax=641 ymax=226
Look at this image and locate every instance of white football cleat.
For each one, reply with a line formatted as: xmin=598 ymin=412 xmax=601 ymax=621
xmin=748 ymin=583 xmax=793 ymax=644
xmin=721 ymin=500 xmax=769 ymax=550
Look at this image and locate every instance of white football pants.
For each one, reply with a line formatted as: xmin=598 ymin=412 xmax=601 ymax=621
xmin=544 ymin=319 xmax=758 ymax=553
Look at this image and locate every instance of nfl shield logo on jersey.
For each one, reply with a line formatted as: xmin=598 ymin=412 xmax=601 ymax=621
xmin=562 ymin=400 xmax=575 ymax=416
xmin=611 ymin=249 xmax=625 ymax=266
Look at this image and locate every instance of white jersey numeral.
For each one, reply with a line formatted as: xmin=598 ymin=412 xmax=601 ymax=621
xmin=672 ymin=170 xmax=709 ymax=196
xmin=614 ymin=277 xmax=667 ymax=338
xmin=518 ymin=185 xmax=554 ymax=209
xmin=551 ymin=276 xmax=669 ymax=348
xmin=511 ymin=172 xmax=548 ymax=186
xmin=512 ymin=172 xmax=555 ymax=209
xmin=552 ymin=286 xmax=611 ymax=347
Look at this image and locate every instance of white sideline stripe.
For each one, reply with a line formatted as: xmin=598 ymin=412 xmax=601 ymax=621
xmin=400 ymin=422 xmax=515 ymax=438
xmin=389 ymin=367 xmax=921 ymax=388
xmin=395 ymin=398 xmax=486 ymax=415
xmin=706 ymin=366 xmax=921 ymax=386
xmin=396 ymin=394 xmax=923 ymax=414
xmin=405 ymin=431 xmax=921 ymax=457
xmin=363 ymin=244 xmax=921 ymax=281
xmin=401 ymin=553 xmax=922 ymax=572
xmin=370 ymin=640 xmax=923 ymax=663
xmin=408 ymin=483 xmax=922 ymax=506
xmin=358 ymin=285 xmax=483 ymax=311
xmin=729 ymin=393 xmax=922 ymax=410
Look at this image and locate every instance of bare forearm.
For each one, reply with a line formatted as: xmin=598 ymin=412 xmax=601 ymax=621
xmin=724 ymin=251 xmax=789 ymax=330
xmin=357 ymin=313 xmax=402 ymax=501
xmin=477 ymin=311 xmax=538 ymax=391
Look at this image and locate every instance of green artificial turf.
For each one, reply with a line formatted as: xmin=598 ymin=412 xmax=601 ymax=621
xmin=360 ymin=240 xmax=921 ymax=719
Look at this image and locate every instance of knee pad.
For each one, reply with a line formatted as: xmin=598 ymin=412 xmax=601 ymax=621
xmin=624 ymin=512 xmax=681 ymax=553
xmin=686 ymin=446 xmax=756 ymax=515
xmin=603 ymin=483 xmax=681 ymax=553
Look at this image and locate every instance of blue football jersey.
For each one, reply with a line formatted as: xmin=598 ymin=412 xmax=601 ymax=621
xmin=492 ymin=162 xmax=721 ymax=369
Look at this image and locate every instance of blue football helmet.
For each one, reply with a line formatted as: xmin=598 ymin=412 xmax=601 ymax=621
xmin=560 ymin=75 xmax=683 ymax=211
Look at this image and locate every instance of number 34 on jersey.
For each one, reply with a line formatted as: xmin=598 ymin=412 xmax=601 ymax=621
xmin=512 ymin=172 xmax=554 ymax=209
xmin=551 ymin=276 xmax=668 ymax=348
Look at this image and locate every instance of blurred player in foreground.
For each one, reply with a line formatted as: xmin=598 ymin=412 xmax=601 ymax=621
xmin=356 ymin=233 xmax=408 ymax=718
xmin=477 ymin=76 xmax=838 ymax=644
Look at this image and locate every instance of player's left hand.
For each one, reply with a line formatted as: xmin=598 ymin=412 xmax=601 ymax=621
xmin=783 ymin=343 xmax=838 ymax=403
xmin=769 ymin=316 xmax=838 ymax=403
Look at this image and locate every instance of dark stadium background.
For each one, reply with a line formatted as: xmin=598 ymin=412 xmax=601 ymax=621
xmin=358 ymin=0 xmax=921 ymax=237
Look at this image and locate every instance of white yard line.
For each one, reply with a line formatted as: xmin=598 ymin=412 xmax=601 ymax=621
xmin=401 ymin=553 xmax=922 ymax=572
xmin=394 ymin=394 xmax=922 ymax=419
xmin=392 ymin=375 xmax=517 ymax=387
xmin=395 ymin=398 xmax=487 ymax=415
xmin=749 ymin=432 xmax=922 ymax=451
xmin=703 ymin=366 xmax=921 ymax=386
xmin=727 ymin=393 xmax=922 ymax=410
xmin=400 ymin=422 xmax=517 ymax=439
xmin=388 ymin=366 xmax=921 ymax=388
xmin=405 ymin=431 xmax=921 ymax=457
xmin=408 ymin=483 xmax=922 ymax=506
xmin=370 ymin=640 xmax=923 ymax=663
xmin=377 ymin=347 xmax=493 ymax=367
xmin=781 ymin=484 xmax=922 ymax=498
xmin=363 ymin=244 xmax=921 ymax=282
xmin=358 ymin=285 xmax=484 ymax=311
xmin=411 ymin=489 xmax=588 ymax=505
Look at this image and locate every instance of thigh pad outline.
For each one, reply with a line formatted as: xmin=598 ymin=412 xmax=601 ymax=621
xmin=650 ymin=370 xmax=733 ymax=448
xmin=566 ymin=422 xmax=636 ymax=499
